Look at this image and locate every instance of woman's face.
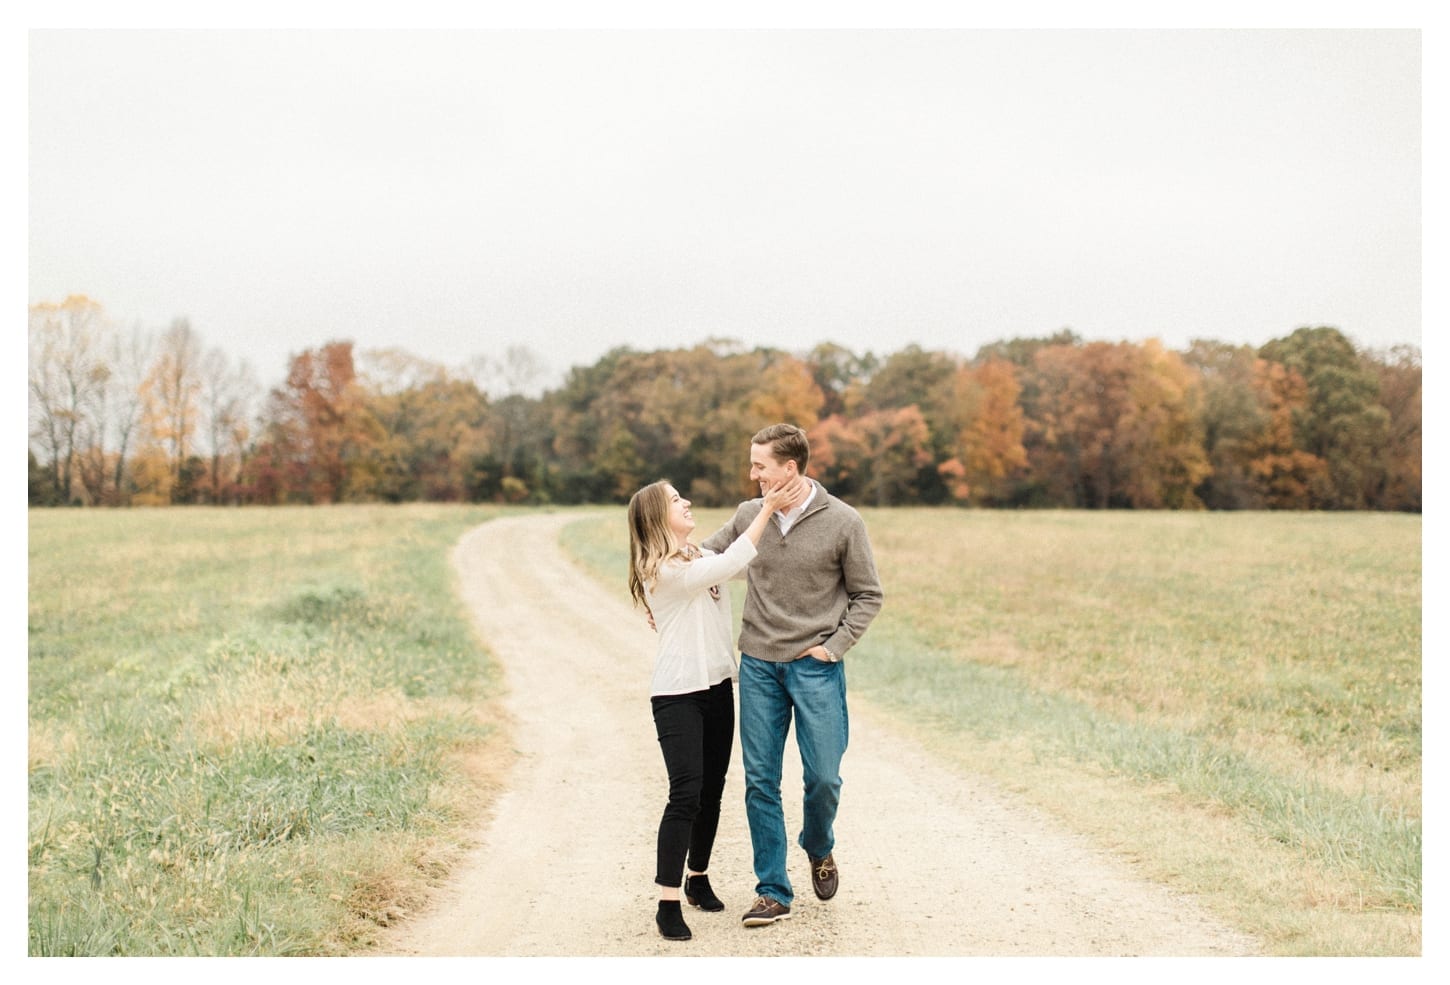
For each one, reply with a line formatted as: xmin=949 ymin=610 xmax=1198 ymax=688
xmin=664 ymin=484 xmax=695 ymax=542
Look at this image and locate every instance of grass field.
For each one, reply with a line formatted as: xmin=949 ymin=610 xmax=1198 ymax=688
xmin=28 ymin=504 xmax=507 ymax=955
xmin=29 ymin=505 xmax=1421 ymax=956
xmin=561 ymin=507 xmax=1422 ymax=956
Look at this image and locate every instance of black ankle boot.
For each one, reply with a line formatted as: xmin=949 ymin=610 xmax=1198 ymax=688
xmin=684 ymin=873 xmax=724 ymax=912
xmin=656 ymin=900 xmax=692 ymax=941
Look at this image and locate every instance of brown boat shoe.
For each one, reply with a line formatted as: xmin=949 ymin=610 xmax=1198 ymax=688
xmin=809 ymin=852 xmax=838 ymax=900
xmin=741 ymin=895 xmax=792 ymax=927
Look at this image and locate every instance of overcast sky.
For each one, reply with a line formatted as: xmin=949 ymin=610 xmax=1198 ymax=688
xmin=28 ymin=26 xmax=1422 ymax=391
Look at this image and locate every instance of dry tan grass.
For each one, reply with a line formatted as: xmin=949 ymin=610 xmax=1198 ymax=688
xmin=914 ymin=726 xmax=1421 ymax=956
xmin=187 ymin=670 xmax=481 ymax=748
xmin=316 ymin=702 xmax=515 ymax=954
xmin=28 ymin=727 xmax=80 ymax=771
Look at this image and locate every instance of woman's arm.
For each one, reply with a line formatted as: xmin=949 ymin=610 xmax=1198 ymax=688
xmin=657 ymin=476 xmax=809 ymax=599
xmin=654 ymin=537 xmax=758 ymax=598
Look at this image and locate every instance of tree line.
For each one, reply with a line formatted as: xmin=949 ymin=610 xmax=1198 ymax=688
xmin=29 ymin=295 xmax=1421 ymax=511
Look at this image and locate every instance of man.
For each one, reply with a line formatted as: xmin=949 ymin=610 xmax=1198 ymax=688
xmin=701 ymin=423 xmax=884 ymax=927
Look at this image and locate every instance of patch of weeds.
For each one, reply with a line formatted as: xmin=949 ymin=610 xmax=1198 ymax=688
xmin=275 ymin=582 xmax=370 ymax=627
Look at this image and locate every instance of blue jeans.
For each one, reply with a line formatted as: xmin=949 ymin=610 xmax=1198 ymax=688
xmin=738 ymin=653 xmax=849 ymax=907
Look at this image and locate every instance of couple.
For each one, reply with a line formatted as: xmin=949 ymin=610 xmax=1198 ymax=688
xmin=626 ymin=423 xmax=884 ymax=942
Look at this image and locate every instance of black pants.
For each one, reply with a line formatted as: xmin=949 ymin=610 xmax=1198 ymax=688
xmin=650 ymin=678 xmax=735 ymax=888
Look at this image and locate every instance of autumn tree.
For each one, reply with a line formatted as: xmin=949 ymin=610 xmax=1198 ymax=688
xmin=975 ymin=329 xmax=1084 ymax=370
xmin=1182 ymin=339 xmax=1266 ymax=509
xmin=257 ymin=341 xmax=381 ymax=503
xmin=1241 ymin=359 xmax=1331 ymax=508
xmin=465 ymin=345 xmax=550 ymax=499
xmin=24 ymin=313 xmax=1421 ymax=511
xmin=102 ymin=323 xmax=155 ymax=504
xmin=475 ymin=394 xmax=556 ymax=502
xmin=548 ymin=341 xmax=824 ymax=505
xmin=938 ymin=358 xmax=1028 ymax=505
xmin=1025 ymin=339 xmax=1210 ymax=508
xmin=68 ymin=324 xmax=157 ymax=507
xmin=360 ymin=348 xmax=490 ymax=502
xmin=810 ymin=406 xmax=933 ymax=507
xmin=975 ymin=329 xmax=1083 ymax=506
xmin=199 ymin=347 xmax=258 ymax=504
xmin=804 ymin=342 xmax=878 ymax=418
xmin=1182 ymin=339 xmax=1333 ymax=510
xmin=1259 ymin=326 xmax=1389 ymax=510
xmin=637 ymin=343 xmax=826 ymax=505
xmin=729 ymin=349 xmax=827 ymax=497
xmin=138 ymin=319 xmax=205 ymax=503
xmin=1120 ymin=340 xmax=1212 ymax=508
xmin=547 ymin=347 xmax=639 ymax=502
xmin=28 ymin=296 xmax=110 ymax=505
xmin=635 ymin=341 xmax=749 ymax=504
xmin=1023 ymin=340 xmax=1123 ymax=507
xmin=1366 ymin=344 xmax=1421 ymax=512
xmin=839 ymin=344 xmax=952 ymax=502
xmin=863 ymin=345 xmax=955 ymax=411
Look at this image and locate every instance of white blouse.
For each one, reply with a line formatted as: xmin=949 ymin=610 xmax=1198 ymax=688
xmin=644 ymin=533 xmax=758 ymax=697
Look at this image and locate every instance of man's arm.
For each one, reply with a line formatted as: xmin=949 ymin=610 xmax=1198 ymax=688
xmin=819 ymin=517 xmax=883 ymax=660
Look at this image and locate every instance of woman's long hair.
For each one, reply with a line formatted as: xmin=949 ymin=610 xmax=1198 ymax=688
xmin=627 ymin=479 xmax=677 ymax=612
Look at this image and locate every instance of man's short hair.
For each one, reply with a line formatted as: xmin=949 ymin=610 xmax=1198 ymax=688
xmin=752 ymin=423 xmax=810 ymax=473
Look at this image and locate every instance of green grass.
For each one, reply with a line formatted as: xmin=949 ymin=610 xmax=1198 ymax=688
xmin=28 ymin=504 xmax=506 ymax=955
xmin=560 ymin=507 xmax=1422 ymax=956
xmin=30 ymin=504 xmax=1421 ymax=956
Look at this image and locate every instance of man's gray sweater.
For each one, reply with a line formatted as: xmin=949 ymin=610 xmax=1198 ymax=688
xmin=701 ymin=480 xmax=883 ymax=663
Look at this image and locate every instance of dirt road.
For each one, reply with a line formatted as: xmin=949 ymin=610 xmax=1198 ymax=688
xmin=381 ymin=512 xmax=1258 ymax=957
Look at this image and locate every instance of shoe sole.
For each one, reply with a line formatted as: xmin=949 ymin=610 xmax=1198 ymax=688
xmin=741 ymin=912 xmax=792 ymax=927
xmin=687 ymin=900 xmax=725 ymax=912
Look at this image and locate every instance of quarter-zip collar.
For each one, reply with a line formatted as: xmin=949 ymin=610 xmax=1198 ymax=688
xmin=774 ymin=479 xmax=825 ymax=535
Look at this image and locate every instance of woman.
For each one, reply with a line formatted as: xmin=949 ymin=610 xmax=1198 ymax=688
xmin=627 ymin=474 xmax=805 ymax=942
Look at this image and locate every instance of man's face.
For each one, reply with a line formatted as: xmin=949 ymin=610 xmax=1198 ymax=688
xmin=749 ymin=442 xmax=796 ymax=496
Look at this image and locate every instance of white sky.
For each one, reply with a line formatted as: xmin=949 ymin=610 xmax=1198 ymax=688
xmin=25 ymin=16 xmax=1427 ymax=392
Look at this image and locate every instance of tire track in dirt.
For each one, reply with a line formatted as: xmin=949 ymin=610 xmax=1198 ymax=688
xmin=380 ymin=512 xmax=1258 ymax=957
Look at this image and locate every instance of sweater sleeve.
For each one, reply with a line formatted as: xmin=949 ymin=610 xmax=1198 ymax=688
xmin=823 ymin=514 xmax=885 ymax=658
xmin=654 ymin=535 xmax=758 ymax=600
